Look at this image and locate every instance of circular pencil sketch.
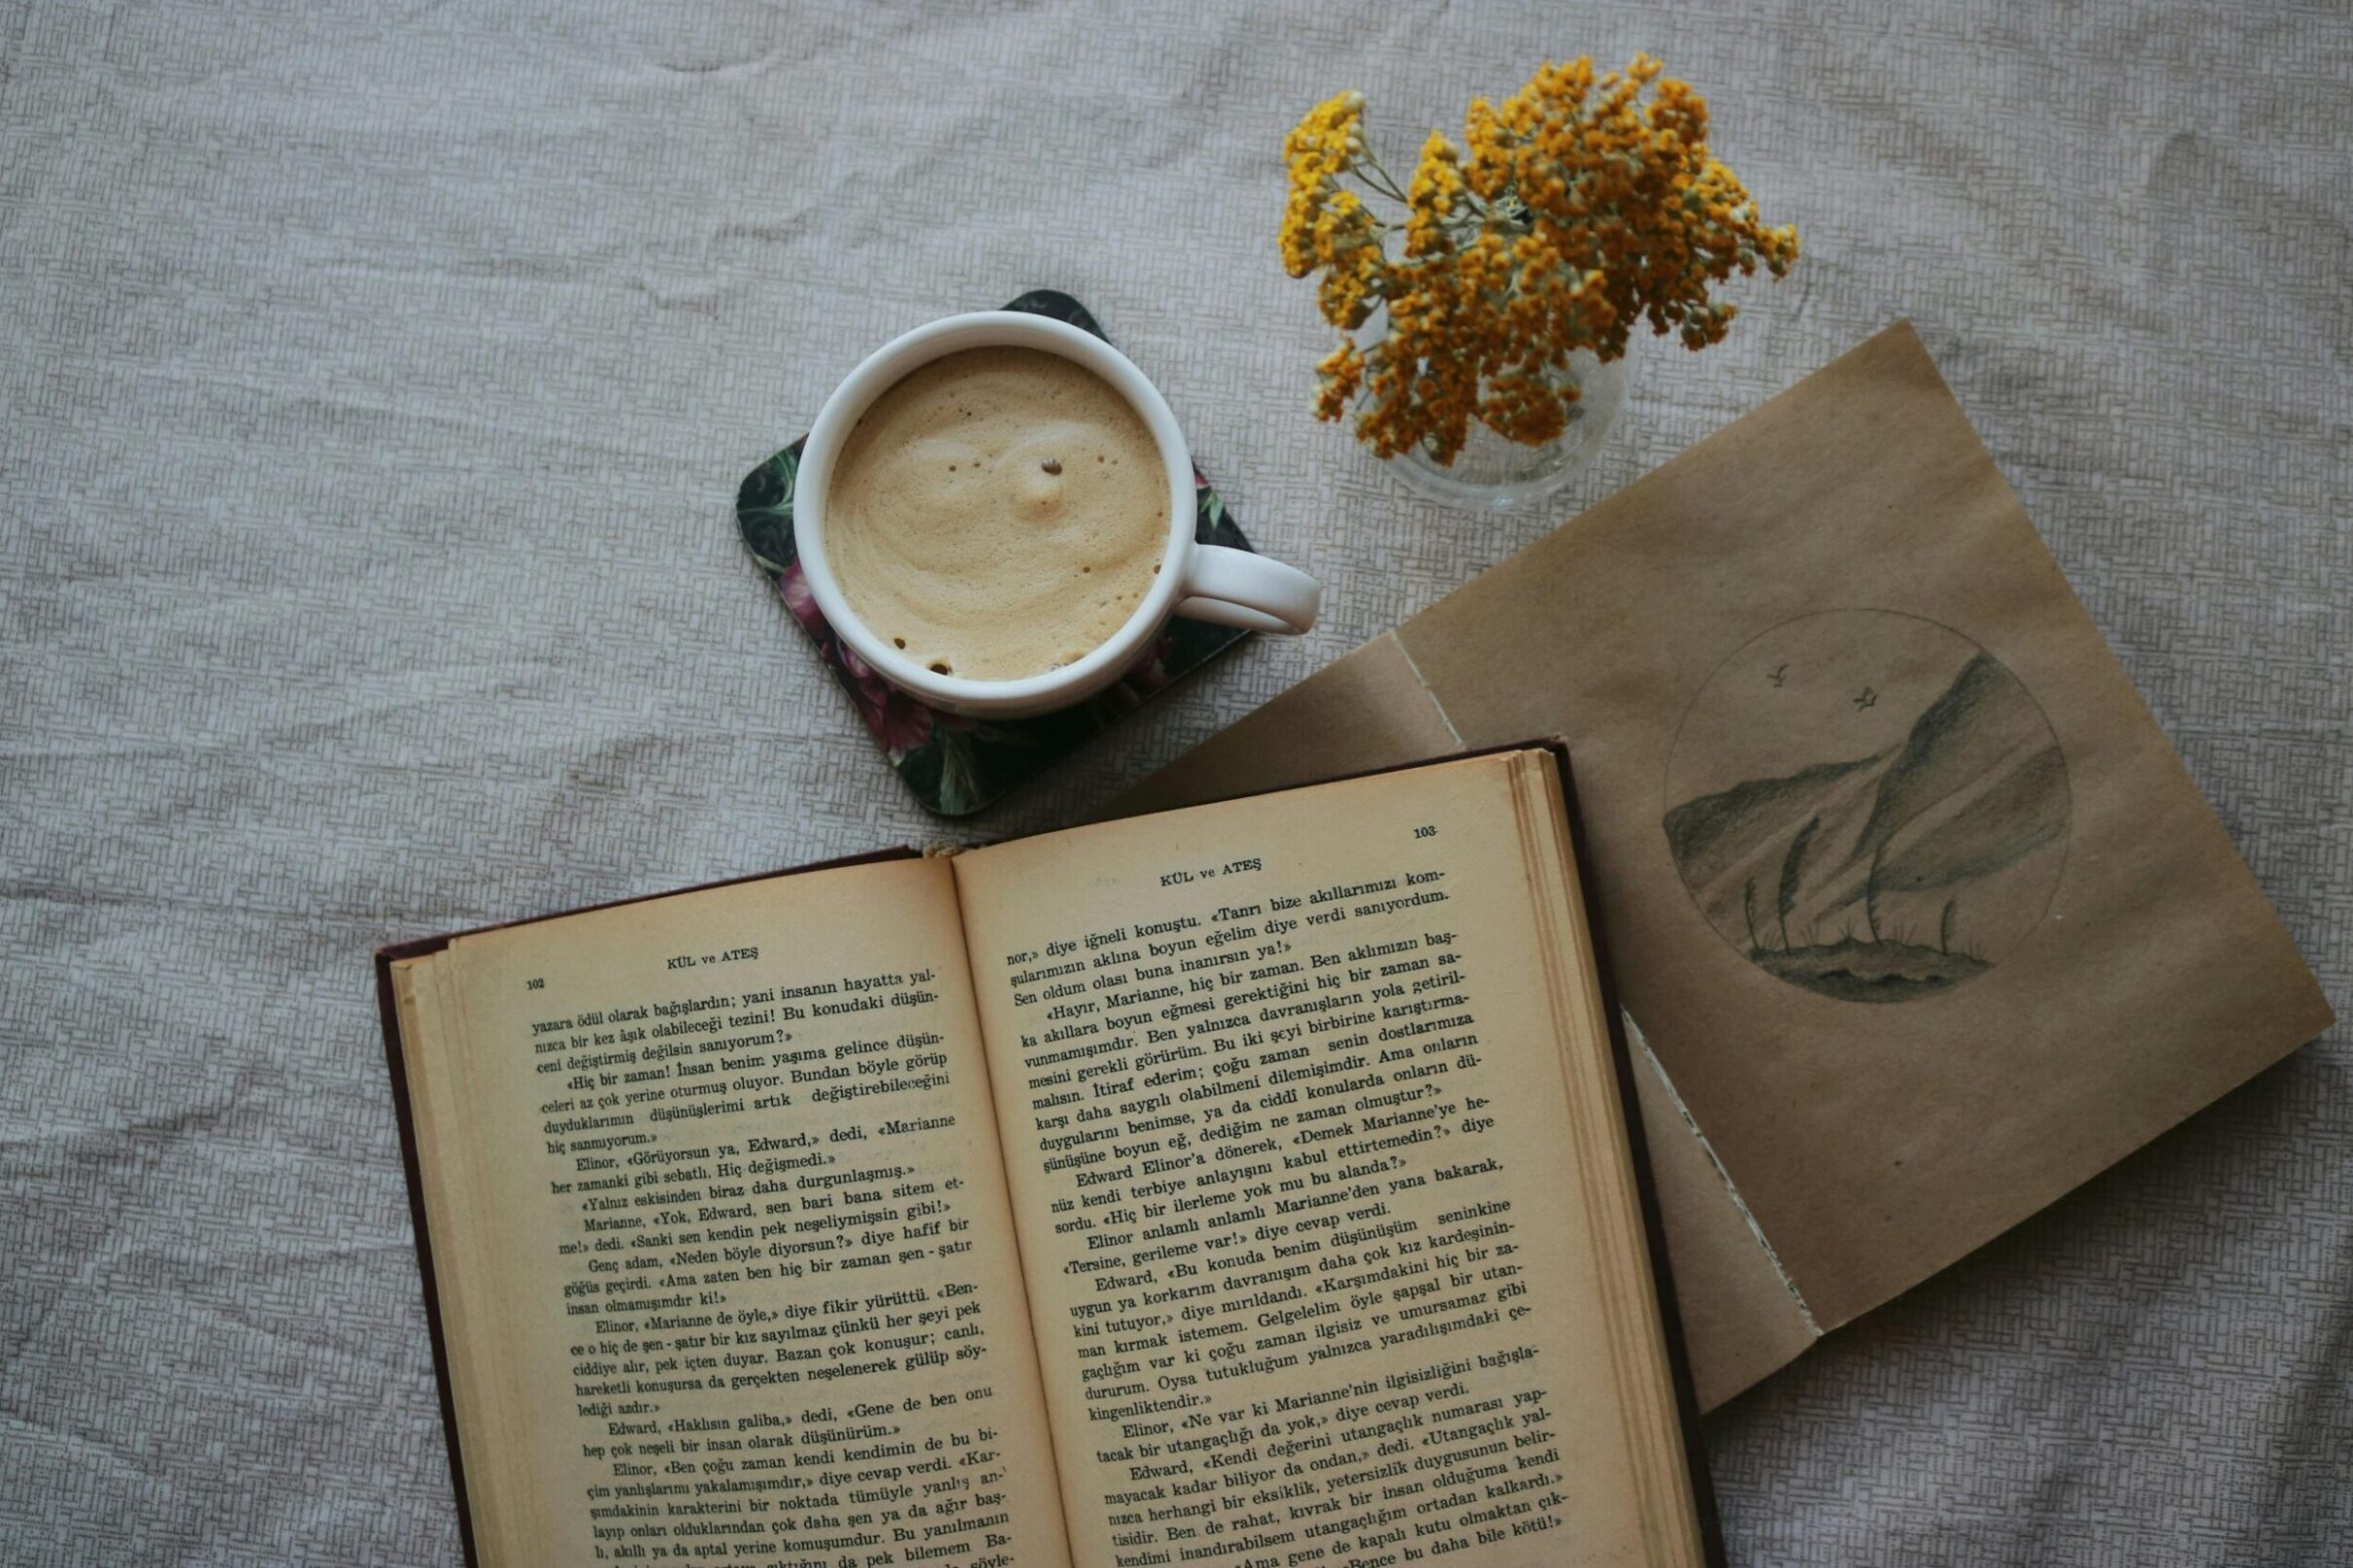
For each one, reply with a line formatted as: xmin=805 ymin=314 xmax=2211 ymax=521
xmin=1663 ymin=610 xmax=2070 ymax=1004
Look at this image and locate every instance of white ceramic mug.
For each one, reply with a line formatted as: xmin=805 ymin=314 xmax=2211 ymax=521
xmin=793 ymin=311 xmax=1322 ymax=718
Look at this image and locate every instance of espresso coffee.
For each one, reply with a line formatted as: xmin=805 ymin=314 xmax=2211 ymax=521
xmin=826 ymin=346 xmax=1169 ymax=681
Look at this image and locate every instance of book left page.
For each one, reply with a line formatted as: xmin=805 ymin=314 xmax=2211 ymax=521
xmin=390 ymin=857 xmax=1071 ymax=1568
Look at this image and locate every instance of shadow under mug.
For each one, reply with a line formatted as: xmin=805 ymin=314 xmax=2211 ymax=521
xmin=792 ymin=311 xmax=1323 ymax=719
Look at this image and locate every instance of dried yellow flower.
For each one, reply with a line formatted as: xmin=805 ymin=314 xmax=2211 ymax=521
xmin=1280 ymin=56 xmax=1799 ymax=464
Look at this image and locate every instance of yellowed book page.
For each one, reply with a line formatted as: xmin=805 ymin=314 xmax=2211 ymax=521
xmin=415 ymin=858 xmax=1071 ymax=1568
xmin=954 ymin=755 xmax=1699 ymax=1568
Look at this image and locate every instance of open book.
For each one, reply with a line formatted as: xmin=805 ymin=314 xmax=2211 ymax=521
xmin=378 ymin=749 xmax=1719 ymax=1568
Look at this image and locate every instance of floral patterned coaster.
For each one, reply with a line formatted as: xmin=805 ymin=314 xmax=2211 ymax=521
xmin=736 ymin=290 xmax=1256 ymax=818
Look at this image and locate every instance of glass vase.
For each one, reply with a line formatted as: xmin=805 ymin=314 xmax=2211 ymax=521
xmin=1387 ymin=348 xmax=1629 ymax=512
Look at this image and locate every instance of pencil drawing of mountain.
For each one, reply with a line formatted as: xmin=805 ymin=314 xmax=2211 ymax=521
xmin=1664 ymin=614 xmax=2070 ymax=1004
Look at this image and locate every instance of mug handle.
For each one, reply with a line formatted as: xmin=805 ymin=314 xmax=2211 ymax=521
xmin=1174 ymin=544 xmax=1322 ymax=636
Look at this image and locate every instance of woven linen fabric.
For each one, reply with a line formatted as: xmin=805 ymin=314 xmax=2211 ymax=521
xmin=2 ymin=3 xmax=2345 ymax=1563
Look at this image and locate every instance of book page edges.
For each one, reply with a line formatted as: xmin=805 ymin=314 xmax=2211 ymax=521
xmin=386 ymin=952 xmax=509 ymax=1564
xmin=1510 ymin=753 xmax=1712 ymax=1564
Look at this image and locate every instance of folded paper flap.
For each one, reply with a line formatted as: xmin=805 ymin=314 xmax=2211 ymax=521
xmin=1101 ymin=633 xmax=1466 ymax=820
xmin=1120 ymin=319 xmax=2331 ymax=1383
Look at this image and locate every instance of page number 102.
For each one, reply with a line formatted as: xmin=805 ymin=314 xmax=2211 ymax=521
xmin=1414 ymin=824 xmax=1438 ymax=839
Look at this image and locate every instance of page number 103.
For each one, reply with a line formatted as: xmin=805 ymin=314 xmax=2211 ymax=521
xmin=1414 ymin=824 xmax=1438 ymax=839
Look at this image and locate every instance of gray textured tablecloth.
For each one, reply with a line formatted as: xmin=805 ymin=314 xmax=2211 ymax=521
xmin=3 ymin=3 xmax=2346 ymax=1563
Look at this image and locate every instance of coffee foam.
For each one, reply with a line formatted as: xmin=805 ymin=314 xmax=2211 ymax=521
xmin=827 ymin=346 xmax=1169 ymax=682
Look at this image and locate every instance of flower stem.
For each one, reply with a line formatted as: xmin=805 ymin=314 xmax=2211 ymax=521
xmin=1352 ymin=149 xmax=1413 ymax=205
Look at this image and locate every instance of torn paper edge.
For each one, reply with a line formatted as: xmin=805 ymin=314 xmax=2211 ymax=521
xmin=1626 ymin=1009 xmax=1822 ymax=1338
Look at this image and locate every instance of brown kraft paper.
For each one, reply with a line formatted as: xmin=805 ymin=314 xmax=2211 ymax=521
xmin=1113 ymin=321 xmax=2334 ymax=1409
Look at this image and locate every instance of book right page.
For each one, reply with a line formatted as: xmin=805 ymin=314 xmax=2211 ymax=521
xmin=955 ymin=753 xmax=1706 ymax=1568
